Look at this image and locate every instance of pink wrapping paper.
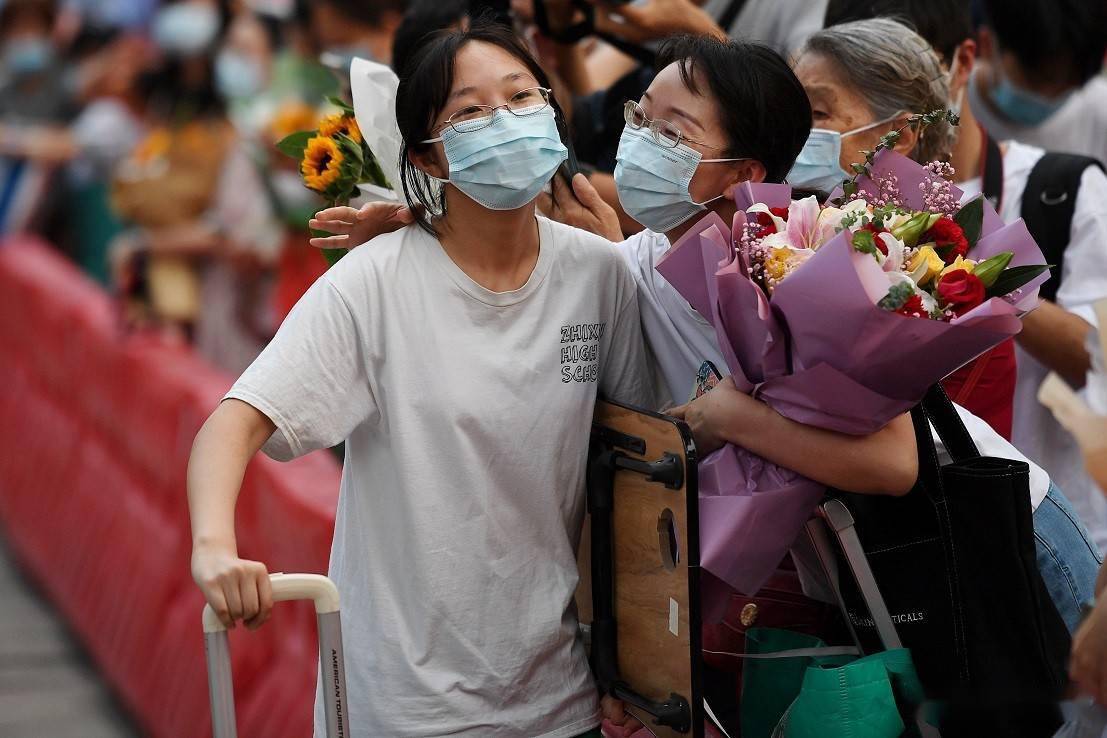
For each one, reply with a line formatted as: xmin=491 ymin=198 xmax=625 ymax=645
xmin=656 ymin=150 xmax=1047 ymax=603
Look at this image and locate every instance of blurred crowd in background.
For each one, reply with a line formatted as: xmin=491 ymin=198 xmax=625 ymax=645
xmin=0 ymin=0 xmax=1104 ymax=379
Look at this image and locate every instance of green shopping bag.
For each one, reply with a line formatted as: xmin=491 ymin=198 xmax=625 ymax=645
xmin=778 ymin=647 xmax=924 ymax=738
xmin=740 ymin=627 xmax=924 ymax=738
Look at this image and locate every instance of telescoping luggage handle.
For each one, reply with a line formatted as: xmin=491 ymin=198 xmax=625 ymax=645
xmin=202 ymin=573 xmax=350 ymax=738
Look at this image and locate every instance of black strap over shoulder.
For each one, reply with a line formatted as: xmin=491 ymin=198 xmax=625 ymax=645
xmin=981 ymin=132 xmax=1003 ymax=212
xmin=1021 ymin=152 xmax=1105 ymax=302
xmin=909 ymin=385 xmax=980 ymax=498
xmin=922 ymin=384 xmax=979 ymax=462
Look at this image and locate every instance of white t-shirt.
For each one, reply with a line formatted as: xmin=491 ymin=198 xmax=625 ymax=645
xmin=958 ymin=139 xmax=1107 ymax=545
xmin=227 ymin=217 xmax=656 ymax=738
xmin=615 ymin=228 xmax=1052 ymax=509
xmin=970 ymin=74 xmax=1107 ymax=166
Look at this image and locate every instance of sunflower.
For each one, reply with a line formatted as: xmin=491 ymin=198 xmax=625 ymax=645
xmin=317 ymin=114 xmax=363 ymax=145
xmin=269 ymin=102 xmax=318 ymax=143
xmin=301 ymin=136 xmax=344 ymax=193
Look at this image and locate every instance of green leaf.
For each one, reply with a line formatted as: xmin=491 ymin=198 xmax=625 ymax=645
xmin=322 ymin=247 xmax=346 ymax=267
xmin=852 ymin=229 xmax=877 ymax=256
xmin=877 ymin=280 xmax=916 ymax=311
xmin=327 ymin=95 xmax=355 ymax=114
xmin=972 ymin=252 xmax=1014 ymax=288
xmin=276 ymin=130 xmax=313 ymax=160
xmin=985 ymin=264 xmax=1052 ymax=299
xmin=953 ymin=195 xmax=984 ymax=247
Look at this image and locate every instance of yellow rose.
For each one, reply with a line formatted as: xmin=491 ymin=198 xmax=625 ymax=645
xmin=940 ymin=255 xmax=977 ymax=277
xmin=908 ymin=245 xmax=945 ymax=286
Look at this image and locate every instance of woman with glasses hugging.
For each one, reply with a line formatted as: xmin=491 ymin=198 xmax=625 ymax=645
xmin=187 ymin=23 xmax=659 ymax=738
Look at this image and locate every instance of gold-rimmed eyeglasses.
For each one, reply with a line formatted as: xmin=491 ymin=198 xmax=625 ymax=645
xmin=623 ymin=100 xmax=721 ymax=150
xmin=424 ymin=87 xmax=553 ymax=142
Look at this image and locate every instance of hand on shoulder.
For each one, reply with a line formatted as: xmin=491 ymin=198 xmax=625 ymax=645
xmin=308 ymin=202 xmax=418 ymax=251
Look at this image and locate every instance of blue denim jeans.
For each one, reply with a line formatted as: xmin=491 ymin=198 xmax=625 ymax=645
xmin=1034 ymin=483 xmax=1103 ymax=633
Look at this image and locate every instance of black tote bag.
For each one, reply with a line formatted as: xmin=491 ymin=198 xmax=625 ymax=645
xmin=829 ymin=385 xmax=1070 ymax=707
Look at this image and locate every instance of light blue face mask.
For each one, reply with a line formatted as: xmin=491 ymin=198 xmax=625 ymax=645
xmin=215 ymin=50 xmax=264 ymax=100
xmin=423 ymin=106 xmax=567 ymax=211
xmin=786 ymin=113 xmax=903 ymax=193
xmin=614 ymin=127 xmax=746 ymax=233
xmin=973 ymin=66 xmax=1071 ymax=127
xmin=152 ymin=3 xmax=220 ymax=57
xmin=2 ymin=38 xmax=53 ymax=76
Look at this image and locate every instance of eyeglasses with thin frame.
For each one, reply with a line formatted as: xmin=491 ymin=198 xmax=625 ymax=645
xmin=423 ymin=87 xmax=553 ymax=142
xmin=623 ymin=100 xmax=722 ymax=150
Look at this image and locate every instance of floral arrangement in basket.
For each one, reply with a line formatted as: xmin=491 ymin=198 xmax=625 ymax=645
xmin=656 ymin=111 xmax=1050 ymax=608
xmin=276 ymin=96 xmax=391 ymax=266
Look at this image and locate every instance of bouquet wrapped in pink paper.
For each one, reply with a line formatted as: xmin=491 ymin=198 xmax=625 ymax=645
xmin=658 ymin=150 xmax=1048 ymax=603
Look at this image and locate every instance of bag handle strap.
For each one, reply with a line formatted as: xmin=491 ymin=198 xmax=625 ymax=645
xmin=1021 ymin=152 xmax=1104 ymax=303
xmin=921 ymin=384 xmax=980 ymax=462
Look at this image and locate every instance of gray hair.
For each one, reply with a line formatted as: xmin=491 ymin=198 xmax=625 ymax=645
xmin=800 ymin=17 xmax=955 ymax=164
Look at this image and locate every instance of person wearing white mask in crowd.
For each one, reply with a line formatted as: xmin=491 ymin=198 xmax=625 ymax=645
xmin=214 ymin=9 xmax=276 ymax=135
xmin=968 ymin=0 xmax=1107 ymax=165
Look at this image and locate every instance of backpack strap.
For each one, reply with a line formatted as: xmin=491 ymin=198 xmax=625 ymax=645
xmin=1021 ymin=152 xmax=1105 ymax=302
xmin=980 ymin=130 xmax=1004 ymax=213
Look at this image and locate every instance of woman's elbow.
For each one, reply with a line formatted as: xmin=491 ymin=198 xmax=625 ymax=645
xmin=880 ymin=446 xmax=918 ymax=496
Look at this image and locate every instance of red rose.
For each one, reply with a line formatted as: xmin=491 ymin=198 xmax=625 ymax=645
xmin=769 ymin=206 xmax=789 ymax=219
xmin=895 ymin=294 xmax=927 ymax=318
xmin=860 ymin=223 xmax=888 ymax=255
xmin=754 ymin=211 xmax=777 ymax=235
xmin=923 ymin=217 xmax=969 ymax=264
xmin=936 ymin=270 xmax=985 ymax=315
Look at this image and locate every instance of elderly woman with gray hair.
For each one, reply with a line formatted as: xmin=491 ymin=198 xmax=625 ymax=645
xmin=788 ymin=16 xmax=1102 ymax=636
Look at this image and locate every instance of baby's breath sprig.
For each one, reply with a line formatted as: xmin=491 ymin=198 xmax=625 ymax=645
xmin=836 ymin=109 xmax=959 ymax=204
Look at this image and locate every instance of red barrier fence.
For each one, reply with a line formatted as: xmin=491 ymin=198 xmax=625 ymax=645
xmin=0 ymin=237 xmax=342 ymax=737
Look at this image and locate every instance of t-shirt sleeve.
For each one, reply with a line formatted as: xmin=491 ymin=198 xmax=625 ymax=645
xmin=1055 ymin=165 xmax=1107 ymax=327
xmin=599 ymin=263 xmax=663 ymax=411
xmin=225 ymin=276 xmax=377 ymax=461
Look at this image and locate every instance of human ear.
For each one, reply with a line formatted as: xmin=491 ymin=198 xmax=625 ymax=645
xmin=951 ymin=40 xmax=977 ymax=98
xmin=893 ymin=125 xmax=919 ymax=157
xmin=732 ymin=159 xmax=767 ymax=186
xmin=409 ymin=146 xmax=447 ymax=180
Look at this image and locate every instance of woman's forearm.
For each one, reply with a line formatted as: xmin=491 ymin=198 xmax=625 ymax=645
xmin=1017 ymin=300 xmax=1092 ymax=389
xmin=721 ymin=401 xmax=918 ymax=495
xmin=187 ymin=399 xmax=276 ymax=552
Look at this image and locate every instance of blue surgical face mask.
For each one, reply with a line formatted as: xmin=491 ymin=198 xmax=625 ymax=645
xmin=786 ymin=113 xmax=903 ymax=193
xmin=423 ymin=106 xmax=567 ymax=211
xmin=974 ymin=65 xmax=1071 ymax=127
xmin=215 ymin=50 xmax=264 ymax=100
xmin=2 ymin=37 xmax=53 ymax=76
xmin=152 ymin=3 xmax=220 ymax=57
xmin=614 ymin=127 xmax=746 ymax=233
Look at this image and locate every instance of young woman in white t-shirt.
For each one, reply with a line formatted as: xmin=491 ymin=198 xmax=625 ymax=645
xmin=187 ymin=25 xmax=658 ymax=738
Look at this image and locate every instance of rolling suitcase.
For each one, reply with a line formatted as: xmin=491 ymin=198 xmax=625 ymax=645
xmin=202 ymin=573 xmax=350 ymax=738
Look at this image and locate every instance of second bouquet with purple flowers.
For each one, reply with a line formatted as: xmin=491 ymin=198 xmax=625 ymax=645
xmin=658 ymin=148 xmax=1048 ymax=603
